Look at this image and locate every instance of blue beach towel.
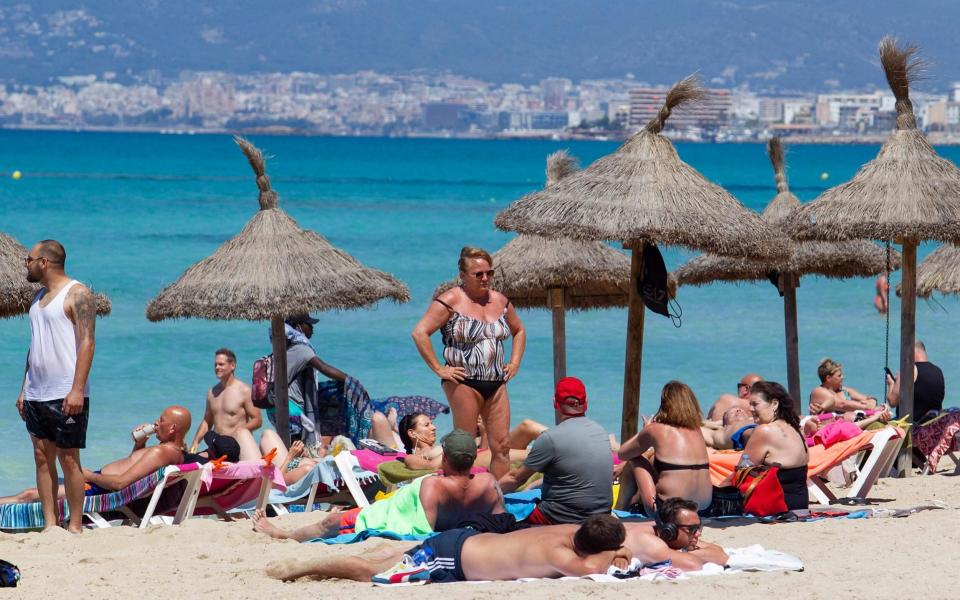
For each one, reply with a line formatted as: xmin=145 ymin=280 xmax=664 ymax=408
xmin=309 ymin=528 xmax=433 ymax=545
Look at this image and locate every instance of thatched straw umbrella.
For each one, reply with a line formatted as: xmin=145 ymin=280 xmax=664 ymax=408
xmin=675 ymin=138 xmax=901 ymax=409
xmin=1 ymin=232 xmax=111 ymax=318
xmin=914 ymin=244 xmax=960 ymax=298
xmin=788 ymin=38 xmax=960 ymax=463
xmin=147 ymin=137 xmax=410 ymax=446
xmin=496 ymin=76 xmax=790 ymax=439
xmin=436 ymin=150 xmax=631 ymax=388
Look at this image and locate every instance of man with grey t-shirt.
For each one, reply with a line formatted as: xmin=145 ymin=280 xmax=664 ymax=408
xmin=273 ymin=314 xmax=347 ymax=447
xmin=499 ymin=377 xmax=614 ymax=525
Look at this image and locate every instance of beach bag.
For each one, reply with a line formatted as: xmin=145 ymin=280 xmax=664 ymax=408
xmin=638 ymin=243 xmax=681 ymax=326
xmin=252 ymin=353 xmax=276 ymax=409
xmin=0 ymin=559 xmax=20 ymax=588
xmin=733 ymin=464 xmax=788 ymax=517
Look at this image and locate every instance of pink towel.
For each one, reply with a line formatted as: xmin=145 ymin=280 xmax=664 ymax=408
xmin=808 ymin=421 xmax=863 ymax=448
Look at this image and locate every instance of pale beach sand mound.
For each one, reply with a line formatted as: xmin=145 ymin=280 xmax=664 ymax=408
xmin=1 ymin=463 xmax=957 ymax=600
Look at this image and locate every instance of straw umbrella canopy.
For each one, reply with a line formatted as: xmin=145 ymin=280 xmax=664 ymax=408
xmin=147 ymin=137 xmax=410 ymax=446
xmin=787 ymin=38 xmax=960 ymax=461
xmin=496 ymin=76 xmax=790 ymax=440
xmin=675 ymin=138 xmax=901 ymax=408
xmin=914 ymin=244 xmax=960 ymax=298
xmin=436 ymin=151 xmax=631 ymax=387
xmin=1 ymin=232 xmax=112 ymax=318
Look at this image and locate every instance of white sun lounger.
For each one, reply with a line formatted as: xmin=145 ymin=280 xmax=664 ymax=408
xmin=807 ymin=427 xmax=905 ymax=504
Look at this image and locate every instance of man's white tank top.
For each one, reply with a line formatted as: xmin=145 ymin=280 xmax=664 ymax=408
xmin=24 ymin=280 xmax=89 ymax=401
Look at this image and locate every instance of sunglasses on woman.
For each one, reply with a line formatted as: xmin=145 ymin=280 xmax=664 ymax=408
xmin=470 ymin=269 xmax=495 ymax=279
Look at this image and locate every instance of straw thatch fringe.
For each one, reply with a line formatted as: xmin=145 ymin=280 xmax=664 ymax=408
xmin=645 ymin=75 xmax=706 ymax=134
xmin=879 ymin=37 xmax=926 ymax=130
xmin=675 ymin=240 xmax=899 ymax=286
xmin=1 ymin=232 xmax=111 ymax=319
xmin=787 ymin=39 xmax=960 ymax=244
xmin=546 ymin=150 xmax=578 ymax=186
xmin=234 ymin=136 xmax=278 ymax=210
xmin=914 ymin=244 xmax=960 ymax=298
xmin=146 ymin=140 xmax=409 ymax=321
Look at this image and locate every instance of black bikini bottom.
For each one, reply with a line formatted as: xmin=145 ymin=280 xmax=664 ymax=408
xmin=461 ymin=378 xmax=504 ymax=401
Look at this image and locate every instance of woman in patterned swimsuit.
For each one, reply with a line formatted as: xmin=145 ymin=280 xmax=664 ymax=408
xmin=412 ymin=247 xmax=526 ymax=479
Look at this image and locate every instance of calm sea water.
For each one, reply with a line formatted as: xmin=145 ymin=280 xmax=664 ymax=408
xmin=1 ymin=131 xmax=957 ymax=493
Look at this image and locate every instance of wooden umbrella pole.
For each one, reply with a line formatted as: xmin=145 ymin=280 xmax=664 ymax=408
xmin=549 ymin=287 xmax=567 ymax=390
xmin=621 ymin=244 xmax=646 ymax=441
xmin=897 ymin=241 xmax=917 ymax=477
xmin=782 ymin=273 xmax=802 ymax=413
xmin=270 ymin=317 xmax=292 ymax=448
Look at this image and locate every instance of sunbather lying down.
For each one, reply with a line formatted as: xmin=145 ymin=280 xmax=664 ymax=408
xmin=399 ymin=413 xmax=544 ymax=471
xmin=0 ymin=406 xmax=191 ymax=504
xmin=252 ymin=429 xmax=503 ymax=540
xmin=266 ymin=514 xmax=631 ymax=584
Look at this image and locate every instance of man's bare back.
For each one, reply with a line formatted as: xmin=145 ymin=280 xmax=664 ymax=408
xmin=421 ymin=471 xmax=503 ymax=530
xmin=461 ymin=525 xmax=611 ymax=580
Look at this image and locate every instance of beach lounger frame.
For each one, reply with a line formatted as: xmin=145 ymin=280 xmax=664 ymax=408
xmin=806 ymin=427 xmax=904 ymax=505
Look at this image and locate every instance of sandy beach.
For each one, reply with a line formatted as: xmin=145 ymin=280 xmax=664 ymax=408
xmin=1 ymin=461 xmax=956 ymax=600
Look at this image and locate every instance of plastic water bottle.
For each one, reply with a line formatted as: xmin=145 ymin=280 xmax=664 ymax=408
xmin=409 ymin=545 xmax=434 ymax=566
xmin=736 ymin=453 xmax=754 ymax=469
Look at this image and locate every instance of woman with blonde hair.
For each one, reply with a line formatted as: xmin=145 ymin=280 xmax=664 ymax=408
xmin=411 ymin=247 xmax=526 ymax=479
xmin=615 ymin=381 xmax=712 ymax=516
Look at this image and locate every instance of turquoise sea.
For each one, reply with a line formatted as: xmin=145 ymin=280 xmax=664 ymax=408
xmin=1 ymin=131 xmax=958 ymax=493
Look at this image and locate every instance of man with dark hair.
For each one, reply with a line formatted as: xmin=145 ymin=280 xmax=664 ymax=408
xmin=189 ymin=348 xmax=261 ymax=462
xmin=266 ymin=514 xmax=631 ymax=584
xmin=17 ymin=239 xmax=98 ymax=533
xmin=253 ymin=429 xmax=503 ymax=541
xmin=623 ymin=497 xmax=728 ymax=571
xmin=499 ymin=377 xmax=614 ymax=525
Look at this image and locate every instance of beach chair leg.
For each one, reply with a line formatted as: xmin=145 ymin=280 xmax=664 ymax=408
xmin=333 ymin=452 xmax=370 ymax=508
xmin=270 ymin=504 xmax=289 ymax=515
xmin=86 ymin=512 xmax=111 ymax=528
xmin=807 ymin=476 xmax=836 ymax=505
xmin=848 ymin=431 xmax=901 ymax=498
xmin=139 ymin=471 xmax=178 ymax=529
xmin=120 ymin=505 xmax=141 ymax=527
xmin=305 ymin=482 xmax=319 ymax=513
xmin=255 ymin=475 xmax=272 ymax=513
xmin=172 ymin=471 xmax=205 ymax=525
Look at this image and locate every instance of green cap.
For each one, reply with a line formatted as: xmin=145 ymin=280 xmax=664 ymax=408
xmin=441 ymin=428 xmax=477 ymax=460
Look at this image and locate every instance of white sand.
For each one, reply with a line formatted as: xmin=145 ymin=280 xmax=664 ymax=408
xmin=1 ymin=462 xmax=958 ymax=600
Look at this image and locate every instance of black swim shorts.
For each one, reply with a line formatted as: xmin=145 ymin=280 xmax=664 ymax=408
xmin=404 ymin=528 xmax=482 ymax=582
xmin=24 ymin=398 xmax=90 ymax=449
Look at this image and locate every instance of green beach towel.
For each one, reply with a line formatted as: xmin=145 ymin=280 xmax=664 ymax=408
xmin=377 ymin=460 xmax=436 ymax=487
xmin=356 ymin=475 xmax=433 ymax=535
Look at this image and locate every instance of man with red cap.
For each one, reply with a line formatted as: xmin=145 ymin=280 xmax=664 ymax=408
xmin=498 ymin=377 xmax=614 ymax=525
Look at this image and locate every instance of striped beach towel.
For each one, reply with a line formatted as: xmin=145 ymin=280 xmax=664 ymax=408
xmin=0 ymin=468 xmax=168 ymax=531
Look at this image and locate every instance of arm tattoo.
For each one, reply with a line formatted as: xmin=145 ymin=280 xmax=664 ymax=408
xmin=73 ymin=288 xmax=97 ymax=342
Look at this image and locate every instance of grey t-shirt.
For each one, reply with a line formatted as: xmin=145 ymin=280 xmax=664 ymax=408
xmin=286 ymin=343 xmax=316 ymax=409
xmin=523 ymin=416 xmax=614 ymax=524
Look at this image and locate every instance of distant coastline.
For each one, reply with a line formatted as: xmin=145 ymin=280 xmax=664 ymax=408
xmin=8 ymin=123 xmax=960 ymax=145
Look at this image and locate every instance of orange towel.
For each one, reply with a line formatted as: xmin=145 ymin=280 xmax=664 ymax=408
xmin=708 ymin=427 xmax=904 ymax=486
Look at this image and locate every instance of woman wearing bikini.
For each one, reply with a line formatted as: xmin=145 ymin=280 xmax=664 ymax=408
xmin=412 ymin=247 xmax=526 ymax=479
xmin=615 ymin=381 xmax=713 ymax=516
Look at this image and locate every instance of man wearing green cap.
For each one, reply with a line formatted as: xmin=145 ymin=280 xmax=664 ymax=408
xmin=252 ymin=428 xmax=504 ymax=540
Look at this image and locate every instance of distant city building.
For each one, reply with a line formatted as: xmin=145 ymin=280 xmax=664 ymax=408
xmin=628 ymin=87 xmax=731 ymax=130
xmin=422 ymin=102 xmax=465 ymax=129
xmin=540 ymin=77 xmax=571 ymax=111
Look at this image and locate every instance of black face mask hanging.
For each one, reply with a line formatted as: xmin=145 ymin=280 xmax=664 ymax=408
xmin=637 ymin=243 xmax=682 ymax=327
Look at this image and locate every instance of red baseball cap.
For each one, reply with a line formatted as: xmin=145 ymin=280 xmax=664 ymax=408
xmin=554 ymin=377 xmax=587 ymax=415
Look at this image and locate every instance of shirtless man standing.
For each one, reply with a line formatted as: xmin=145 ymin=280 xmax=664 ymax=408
xmin=623 ymin=498 xmax=728 ymax=571
xmin=190 ymin=348 xmax=261 ymax=462
xmin=701 ymin=406 xmax=757 ymax=450
xmin=266 ymin=514 xmax=631 ymax=584
xmin=252 ymin=429 xmax=503 ymax=541
xmin=0 ymin=406 xmax=191 ymax=503
xmin=809 ymin=358 xmax=877 ymax=414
